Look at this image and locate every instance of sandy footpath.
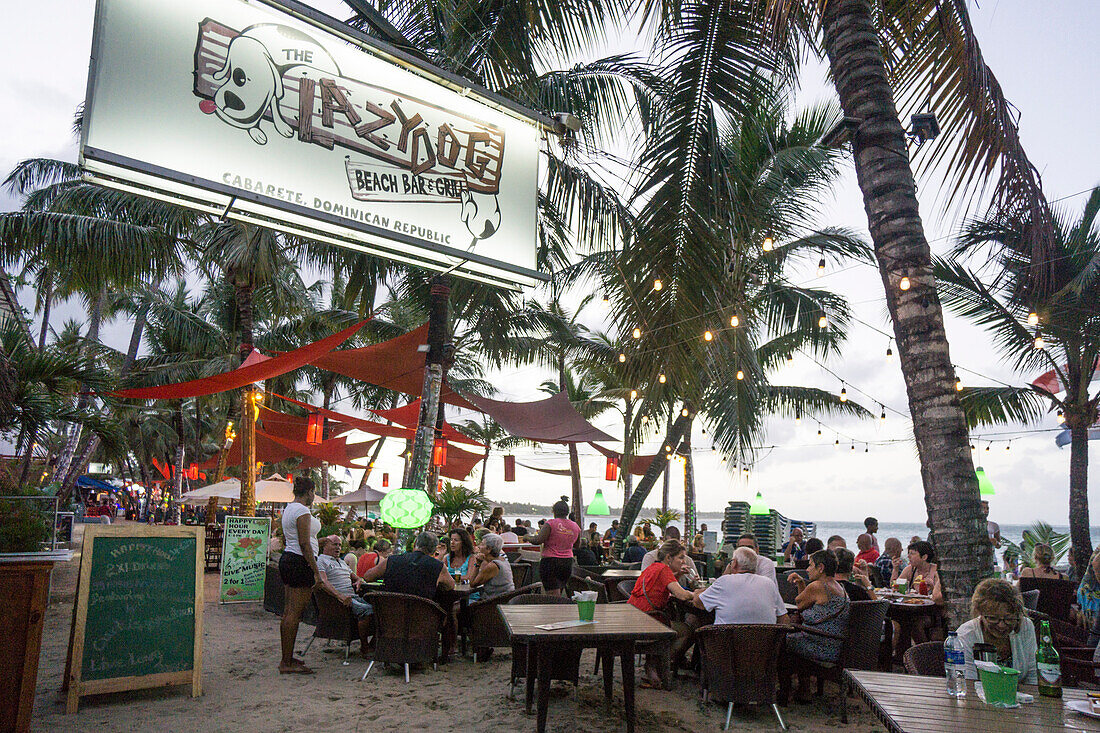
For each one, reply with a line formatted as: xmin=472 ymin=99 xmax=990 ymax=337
xmin=31 ymin=529 xmax=885 ymax=732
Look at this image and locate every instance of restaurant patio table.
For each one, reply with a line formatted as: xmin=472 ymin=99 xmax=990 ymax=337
xmin=882 ymin=594 xmax=939 ymax=662
xmin=846 ymin=669 xmax=1100 ymax=732
xmin=596 ymin=568 xmax=642 ymax=599
xmin=499 ymin=603 xmax=676 ymax=733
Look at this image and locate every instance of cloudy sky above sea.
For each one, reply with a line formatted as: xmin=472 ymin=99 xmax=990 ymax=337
xmin=2 ymin=1 xmax=1097 ymax=525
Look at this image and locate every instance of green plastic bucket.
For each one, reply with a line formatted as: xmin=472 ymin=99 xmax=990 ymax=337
xmin=978 ymin=665 xmax=1021 ymax=707
xmin=577 ymin=600 xmax=596 ymax=621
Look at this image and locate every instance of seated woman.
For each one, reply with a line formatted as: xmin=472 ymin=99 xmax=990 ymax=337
xmin=783 ymin=549 xmax=851 ymax=701
xmin=443 ymin=528 xmax=477 ymax=582
xmin=574 ymin=537 xmax=599 ymax=566
xmin=1019 ymin=543 xmax=1066 ymax=580
xmin=895 ymin=540 xmax=945 ymax=643
xmin=833 ymin=547 xmax=875 ymax=601
xmin=957 ymin=578 xmax=1038 ymax=683
xmin=355 ymin=538 xmax=393 ymax=579
xmin=469 ymin=533 xmax=514 ymax=602
xmin=628 ymin=540 xmax=697 ymax=689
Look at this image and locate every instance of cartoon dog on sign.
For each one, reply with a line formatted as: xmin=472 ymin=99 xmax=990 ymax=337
xmin=202 ymin=24 xmax=339 ymax=145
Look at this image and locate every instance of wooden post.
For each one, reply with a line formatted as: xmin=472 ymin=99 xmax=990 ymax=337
xmin=239 ymin=388 xmax=256 ymax=517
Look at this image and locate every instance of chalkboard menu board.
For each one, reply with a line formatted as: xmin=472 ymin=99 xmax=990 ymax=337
xmin=65 ymin=525 xmax=203 ymax=714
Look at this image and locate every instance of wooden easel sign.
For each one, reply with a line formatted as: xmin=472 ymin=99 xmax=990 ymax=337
xmin=65 ymin=525 xmax=204 ymax=713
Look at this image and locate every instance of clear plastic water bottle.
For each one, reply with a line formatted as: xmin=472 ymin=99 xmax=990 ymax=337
xmin=944 ymin=631 xmax=966 ymax=697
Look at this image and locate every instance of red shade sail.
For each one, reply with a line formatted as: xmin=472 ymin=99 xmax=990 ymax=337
xmin=517 ymin=462 xmax=572 ymax=476
xmin=310 ymin=323 xmax=476 ymax=409
xmin=296 ymin=439 xmax=378 ymax=469
xmin=464 ymin=391 xmax=617 ymax=443
xmin=258 ymin=407 xmax=352 ymax=442
xmin=116 ymin=321 xmax=368 ymax=399
xmin=371 ymin=399 xmax=482 ymax=446
xmin=439 ymin=443 xmax=484 ymax=481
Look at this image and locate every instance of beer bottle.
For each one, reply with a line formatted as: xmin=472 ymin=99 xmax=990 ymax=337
xmin=1036 ymin=620 xmax=1062 ymax=698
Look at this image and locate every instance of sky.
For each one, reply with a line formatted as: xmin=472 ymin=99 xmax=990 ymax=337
xmin=2 ymin=1 xmax=1098 ymax=525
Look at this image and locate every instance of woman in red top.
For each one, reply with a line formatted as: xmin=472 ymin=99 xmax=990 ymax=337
xmin=526 ymin=497 xmax=580 ymax=596
xmin=628 ymin=540 xmax=696 ymax=688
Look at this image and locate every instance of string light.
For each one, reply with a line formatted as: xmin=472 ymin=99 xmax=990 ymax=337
xmin=864 ymin=445 xmax=869 ymax=453
xmin=786 ymin=353 xmax=794 ymax=363
xmin=834 ymin=438 xmax=840 ymax=448
xmin=818 ymin=314 xmax=829 ymax=328
xmin=632 ymin=327 xmax=641 ymax=339
xmin=658 ymin=373 xmax=666 ymax=384
xmin=703 ymin=330 xmax=714 ymax=342
xmin=818 ymin=257 xmax=826 ymax=276
xmin=880 ymin=404 xmax=886 ymax=421
xmin=886 ymin=339 xmax=893 ymax=359
xmin=618 ymin=352 xmax=626 ymax=363
xmin=730 ymin=314 xmax=740 ymax=328
xmin=736 ymin=369 xmax=745 ymax=380
xmin=630 ymin=389 xmax=638 ymax=400
xmin=955 ymin=377 xmax=963 ymax=392
xmin=1034 ymin=333 xmax=1045 ymax=350
xmin=850 ymin=444 xmax=855 ymax=451
xmin=681 ymin=408 xmax=690 ymax=417
xmin=899 ymin=276 xmax=911 ymax=291
xmin=839 ymin=385 xmax=847 ymax=402
xmin=817 ymin=428 xmax=822 ymax=438
xmin=1057 ymin=410 xmax=1064 ymax=423
xmin=795 ymin=409 xmax=801 ymax=424
xmin=653 ymin=278 xmax=663 ymax=291
xmin=602 ymin=293 xmax=609 ymax=303
xmin=1027 ymin=311 xmax=1039 ymax=326
xmin=762 ymin=236 xmax=774 ymax=252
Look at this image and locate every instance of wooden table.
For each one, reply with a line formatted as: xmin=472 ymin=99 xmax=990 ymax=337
xmin=847 ymin=670 xmax=1100 ymax=732
xmin=881 ymin=594 xmax=940 ymax=662
xmin=499 ymin=604 xmax=676 ymax=733
xmin=597 ymin=569 xmax=642 ymax=599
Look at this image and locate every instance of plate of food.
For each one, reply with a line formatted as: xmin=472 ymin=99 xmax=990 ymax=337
xmin=1066 ymin=699 xmax=1100 ymax=719
xmin=897 ymin=596 xmax=934 ymax=606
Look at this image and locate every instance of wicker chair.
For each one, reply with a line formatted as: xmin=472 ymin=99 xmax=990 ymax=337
xmin=613 ymin=579 xmax=636 ymax=602
xmin=507 ymin=595 xmax=582 ymax=699
xmin=303 ymin=588 xmax=361 ymax=663
xmin=359 ymin=591 xmax=446 ymax=683
xmin=461 ymin=583 xmax=543 ymax=662
xmin=510 ymin=563 xmax=530 ymax=588
xmin=780 ymin=600 xmax=889 ymax=723
xmin=697 ymin=624 xmax=793 ymax=730
xmin=777 ymin=570 xmax=808 ymax=605
xmin=902 ymin=641 xmax=944 ymax=676
xmin=1019 ymin=577 xmax=1078 ymax=623
xmin=566 ymin=575 xmax=608 ymax=603
xmin=1022 ymin=589 xmax=1040 ymax=611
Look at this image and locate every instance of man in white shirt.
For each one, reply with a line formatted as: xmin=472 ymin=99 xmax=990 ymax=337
xmin=316 ymin=535 xmax=373 ymax=620
xmin=736 ymin=533 xmax=777 ymax=584
xmin=500 ymin=526 xmax=520 ymax=544
xmin=693 ymin=547 xmax=790 ymax=626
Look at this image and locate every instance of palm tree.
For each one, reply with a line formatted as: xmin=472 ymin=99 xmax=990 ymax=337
xmin=935 ymin=188 xmax=1100 ymax=571
xmin=453 ymin=417 xmax=528 ymax=496
xmin=432 ymin=481 xmax=490 ymax=528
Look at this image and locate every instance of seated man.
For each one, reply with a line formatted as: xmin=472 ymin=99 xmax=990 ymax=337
xmin=737 ymin=533 xmax=777 ymax=583
xmin=693 ymin=547 xmax=790 ymax=625
xmin=603 ymin=519 xmax=620 ymax=543
xmin=875 ymin=537 xmax=906 ymax=585
xmin=622 ymin=535 xmax=647 ymax=563
xmin=782 ymin=527 xmax=806 ymax=563
xmin=361 ymin=531 xmax=455 ymax=601
xmin=513 ymin=519 xmax=528 ymax=538
xmin=574 ymin=537 xmax=599 ymax=566
xmin=500 ymin=525 xmax=520 ymax=544
xmin=316 ymin=535 xmax=374 ymax=650
xmin=827 ymin=535 xmax=847 ymax=551
xmin=855 ymin=533 xmax=879 ymax=564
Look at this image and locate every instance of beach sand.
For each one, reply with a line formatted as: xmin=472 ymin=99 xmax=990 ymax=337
xmin=32 ymin=527 xmax=885 ymax=732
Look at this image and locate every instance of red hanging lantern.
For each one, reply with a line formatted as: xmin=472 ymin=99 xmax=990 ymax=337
xmin=503 ymin=455 xmax=515 ymax=482
xmin=306 ymin=413 xmax=323 ymax=445
xmin=432 ymin=436 xmax=448 ymax=467
xmin=382 ymin=472 xmax=389 ymax=488
xmin=187 ymin=463 xmax=199 ymax=480
xmin=605 ymin=455 xmax=619 ymax=482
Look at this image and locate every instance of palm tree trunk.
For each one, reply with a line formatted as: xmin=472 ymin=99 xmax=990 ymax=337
xmin=1068 ymin=415 xmax=1094 ymax=571
xmin=37 ymin=268 xmax=52 ymax=350
xmin=661 ymin=411 xmax=672 ymax=513
xmin=320 ymin=379 xmax=334 ymax=500
xmin=683 ymin=418 xmax=696 ymax=542
xmin=558 ymin=356 xmax=583 ymax=537
xmin=822 ymin=0 xmax=992 ymax=624
xmin=52 ymin=288 xmax=106 ymax=486
xmin=408 ymin=277 xmax=449 ymax=497
xmin=358 ymin=435 xmax=387 ymax=489
xmin=479 ymin=444 xmax=491 ymax=496
xmin=622 ymin=402 xmax=634 ymax=505
xmin=235 ymin=274 xmax=257 ymax=516
xmin=169 ymin=401 xmax=185 ymax=524
xmin=614 ymin=407 xmax=694 ymax=558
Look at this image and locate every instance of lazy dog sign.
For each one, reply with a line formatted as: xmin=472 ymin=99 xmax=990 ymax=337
xmin=80 ymin=0 xmax=546 ymax=289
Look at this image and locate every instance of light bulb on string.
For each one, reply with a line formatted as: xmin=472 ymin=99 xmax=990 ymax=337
xmin=817 ymin=428 xmax=822 ymax=438
xmin=630 ymin=389 xmax=638 ymax=400
xmin=653 ymin=278 xmax=663 ymax=291
xmin=730 ymin=314 xmax=740 ymax=328
xmin=762 ymin=236 xmax=774 ymax=252
xmin=970 ymin=444 xmax=976 ymax=451
xmin=736 ymin=369 xmax=745 ymax=380
xmin=681 ymin=408 xmax=690 ymax=417
xmin=818 ymin=257 xmax=826 ymax=276
xmin=795 ymin=409 xmax=801 ymax=424
xmin=865 ymin=445 xmax=869 ymax=453
xmin=886 ymin=340 xmax=893 ymax=359
xmin=658 ymin=373 xmax=666 ymax=384
xmin=1057 ymin=410 xmax=1064 ymax=423
xmin=986 ymin=443 xmax=991 ymax=451
xmin=786 ymin=353 xmax=794 ymax=363
xmin=1027 ymin=311 xmax=1039 ymax=326
xmin=703 ymin=330 xmax=714 ymax=342
xmin=834 ymin=438 xmax=840 ymax=448
xmin=839 ymin=385 xmax=847 ymax=403
xmin=602 ymin=293 xmax=609 ymax=303
xmin=899 ymin=276 xmax=911 ymax=291
xmin=618 ymin=352 xmax=626 ymax=363
xmin=1034 ymin=334 xmax=1045 ymax=350
xmin=850 ymin=444 xmax=855 ymax=451
xmin=1006 ymin=443 xmax=1011 ymax=451
xmin=955 ymin=377 xmax=963 ymax=392
xmin=632 ymin=327 xmax=641 ymax=339
xmin=880 ymin=405 xmax=886 ymax=421
xmin=818 ymin=314 xmax=828 ymax=328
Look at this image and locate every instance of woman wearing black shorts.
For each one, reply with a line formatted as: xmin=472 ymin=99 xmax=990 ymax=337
xmin=278 ymin=477 xmax=320 ymax=673
xmin=526 ymin=497 xmax=582 ymax=596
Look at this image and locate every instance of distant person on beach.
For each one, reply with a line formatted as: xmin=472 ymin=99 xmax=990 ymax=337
xmin=279 ymin=477 xmax=321 ymax=674
xmin=864 ymin=517 xmax=879 ymax=551
xmin=524 ymin=497 xmax=580 ymax=596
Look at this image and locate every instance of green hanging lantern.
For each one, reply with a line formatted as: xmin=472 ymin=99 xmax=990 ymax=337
xmin=587 ymin=488 xmax=611 ymax=516
xmin=976 ymin=467 xmax=995 ymax=496
xmin=379 ymin=487 xmax=433 ymax=529
xmin=749 ymin=491 xmax=770 ymax=515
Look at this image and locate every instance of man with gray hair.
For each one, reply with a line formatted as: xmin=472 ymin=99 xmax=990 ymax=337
xmin=692 ymin=547 xmax=790 ymax=625
xmin=360 ymin=531 xmax=455 ymax=601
